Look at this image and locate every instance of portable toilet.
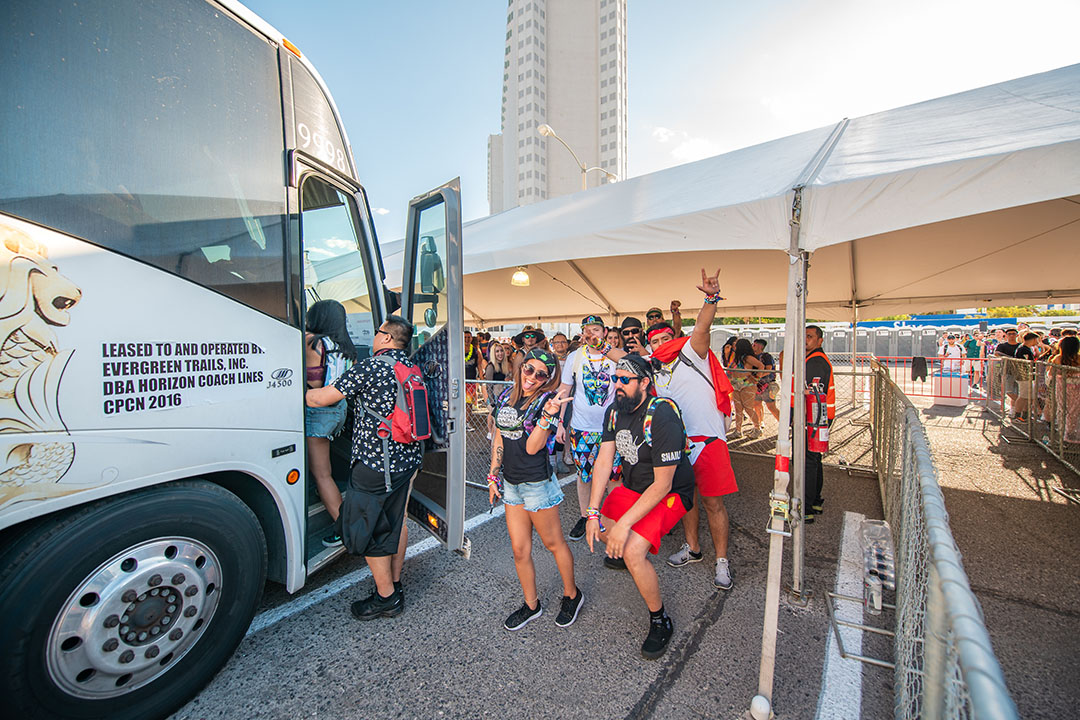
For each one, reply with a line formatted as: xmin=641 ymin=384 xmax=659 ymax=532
xmin=874 ymin=328 xmax=892 ymax=358
xmin=896 ymin=327 xmax=915 ymax=357
xmin=829 ymin=328 xmax=850 ymax=356
xmin=919 ymin=327 xmax=940 ymax=357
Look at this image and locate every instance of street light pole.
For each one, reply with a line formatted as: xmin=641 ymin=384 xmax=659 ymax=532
xmin=538 ymin=123 xmax=617 ymax=190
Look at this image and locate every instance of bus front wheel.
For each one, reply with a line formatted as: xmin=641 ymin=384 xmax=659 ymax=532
xmin=0 ymin=480 xmax=267 ymax=720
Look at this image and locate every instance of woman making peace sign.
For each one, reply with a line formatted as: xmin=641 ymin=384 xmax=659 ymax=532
xmin=489 ymin=348 xmax=582 ymax=631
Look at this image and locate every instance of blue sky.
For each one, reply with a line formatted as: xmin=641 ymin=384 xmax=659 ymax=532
xmin=243 ymin=0 xmax=1079 ymax=244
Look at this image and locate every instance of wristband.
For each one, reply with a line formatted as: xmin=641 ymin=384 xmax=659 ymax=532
xmin=487 ymin=473 xmax=502 ymax=490
xmin=599 ymin=341 xmax=614 ymax=355
xmin=703 ymin=292 xmax=724 ymax=305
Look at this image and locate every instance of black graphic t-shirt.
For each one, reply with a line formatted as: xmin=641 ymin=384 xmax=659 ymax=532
xmin=601 ymin=399 xmax=694 ymax=511
xmin=493 ymin=390 xmax=553 ymax=485
xmin=332 ymin=348 xmax=423 ymax=488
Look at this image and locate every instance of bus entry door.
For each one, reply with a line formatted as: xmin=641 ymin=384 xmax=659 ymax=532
xmin=400 ymin=179 xmax=466 ymax=556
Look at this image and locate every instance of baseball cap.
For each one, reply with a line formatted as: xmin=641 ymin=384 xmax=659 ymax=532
xmin=581 ymin=315 xmax=604 ymax=329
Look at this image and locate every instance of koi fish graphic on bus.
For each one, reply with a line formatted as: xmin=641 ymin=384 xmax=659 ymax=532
xmin=0 ymin=221 xmax=81 ymax=509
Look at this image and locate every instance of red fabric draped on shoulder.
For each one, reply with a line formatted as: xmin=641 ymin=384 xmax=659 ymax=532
xmin=649 ymin=337 xmax=733 ymax=416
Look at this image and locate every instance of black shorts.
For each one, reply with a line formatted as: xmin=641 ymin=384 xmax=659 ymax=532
xmin=340 ymin=464 xmax=416 ymax=557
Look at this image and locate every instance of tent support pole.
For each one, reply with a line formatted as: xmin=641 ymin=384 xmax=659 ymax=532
xmin=851 ymin=302 xmax=859 ymax=407
xmin=752 ymin=187 xmax=808 ymax=718
xmin=790 ymin=250 xmax=808 ymax=601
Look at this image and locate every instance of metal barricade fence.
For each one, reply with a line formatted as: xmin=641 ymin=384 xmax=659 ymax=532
xmin=464 ymin=380 xmax=513 ymax=490
xmin=983 ymin=357 xmax=1080 ymax=476
xmin=869 ymin=359 xmax=1018 ymax=720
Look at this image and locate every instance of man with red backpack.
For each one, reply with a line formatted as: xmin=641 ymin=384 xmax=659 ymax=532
xmin=646 ymin=268 xmax=738 ymax=590
xmin=306 ymin=315 xmax=425 ymax=621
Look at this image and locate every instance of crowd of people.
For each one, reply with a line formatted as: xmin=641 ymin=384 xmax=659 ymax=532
xmin=303 ymin=272 xmax=835 ymax=662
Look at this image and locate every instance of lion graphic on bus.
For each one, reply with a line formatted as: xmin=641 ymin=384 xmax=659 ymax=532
xmin=0 ymin=221 xmax=82 ymax=509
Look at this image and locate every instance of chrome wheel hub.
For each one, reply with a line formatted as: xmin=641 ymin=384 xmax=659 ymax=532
xmin=46 ymin=538 xmax=222 ymax=698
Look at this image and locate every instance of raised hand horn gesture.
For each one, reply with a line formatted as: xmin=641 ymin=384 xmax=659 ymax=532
xmin=697 ymin=267 xmax=721 ymax=296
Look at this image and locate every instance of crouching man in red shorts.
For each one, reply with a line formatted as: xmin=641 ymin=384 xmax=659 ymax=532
xmin=584 ymin=354 xmax=696 ymax=660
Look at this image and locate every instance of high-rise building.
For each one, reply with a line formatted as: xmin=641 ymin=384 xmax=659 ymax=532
xmin=488 ymin=0 xmax=627 ymax=215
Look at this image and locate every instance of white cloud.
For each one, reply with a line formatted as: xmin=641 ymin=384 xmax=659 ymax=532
xmin=647 ymin=126 xmax=724 ymax=164
xmin=651 ymin=126 xmax=679 ymax=143
xmin=373 ymin=207 xmax=390 ymax=215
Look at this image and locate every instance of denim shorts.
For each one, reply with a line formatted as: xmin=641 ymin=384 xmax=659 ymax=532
xmin=502 ymin=474 xmax=563 ymax=512
xmin=305 ymin=399 xmax=347 ymax=439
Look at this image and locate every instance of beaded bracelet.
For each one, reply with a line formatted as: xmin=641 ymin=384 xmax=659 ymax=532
xmin=703 ymin=291 xmax=724 ymax=305
xmin=584 ymin=507 xmax=604 ymax=532
xmin=487 ymin=473 xmax=501 ymax=490
xmin=599 ymin=341 xmax=614 ymax=355
xmin=536 ymin=416 xmax=554 ymax=432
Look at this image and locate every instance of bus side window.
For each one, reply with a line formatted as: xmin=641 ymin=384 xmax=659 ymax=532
xmin=299 ymin=177 xmax=375 ymax=358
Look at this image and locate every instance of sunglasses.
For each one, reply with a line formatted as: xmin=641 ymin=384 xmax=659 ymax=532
xmin=613 ymin=375 xmax=641 ymax=385
xmin=375 ymin=329 xmax=392 ymax=338
xmin=521 ymin=364 xmax=550 ymax=381
xmin=646 ymin=314 xmax=662 ymax=320
xmin=621 ymin=328 xmax=641 ymax=336
xmin=523 ymin=333 xmax=537 ymax=340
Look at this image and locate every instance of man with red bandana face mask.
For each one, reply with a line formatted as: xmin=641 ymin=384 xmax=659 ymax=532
xmin=646 ymin=268 xmax=739 ymax=590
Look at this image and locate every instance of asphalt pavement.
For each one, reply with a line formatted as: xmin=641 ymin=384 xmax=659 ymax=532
xmin=172 ymin=453 xmax=891 ymax=720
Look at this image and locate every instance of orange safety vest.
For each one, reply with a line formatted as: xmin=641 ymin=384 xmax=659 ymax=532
xmin=790 ymin=349 xmax=836 ymax=420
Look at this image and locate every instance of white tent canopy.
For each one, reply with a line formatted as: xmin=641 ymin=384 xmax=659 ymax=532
xmin=383 ymin=64 xmax=1080 ymax=325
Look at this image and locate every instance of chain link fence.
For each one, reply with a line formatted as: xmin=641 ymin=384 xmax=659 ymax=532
xmin=982 ymin=357 xmax=1080 ymax=477
xmin=727 ymin=352 xmax=876 ymax=469
xmin=463 ymin=380 xmax=513 ymax=489
xmin=870 ymin=358 xmax=1018 ymax=720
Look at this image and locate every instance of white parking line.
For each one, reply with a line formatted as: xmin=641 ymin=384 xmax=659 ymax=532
xmin=815 ymin=511 xmax=865 ymax=720
xmin=246 ymin=474 xmax=577 ymax=637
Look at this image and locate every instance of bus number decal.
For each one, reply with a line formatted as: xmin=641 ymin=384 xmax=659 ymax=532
xmin=297 ymin=122 xmax=348 ymax=173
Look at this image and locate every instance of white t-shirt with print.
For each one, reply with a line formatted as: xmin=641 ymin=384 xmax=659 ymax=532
xmin=940 ymin=343 xmax=963 ymax=373
xmin=561 ymin=347 xmax=618 ymax=433
xmin=652 ymin=343 xmax=727 ymax=443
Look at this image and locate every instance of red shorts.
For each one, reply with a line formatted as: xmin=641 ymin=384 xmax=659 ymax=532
xmin=600 ymin=485 xmax=689 ymax=555
xmin=689 ymin=436 xmax=738 ymax=497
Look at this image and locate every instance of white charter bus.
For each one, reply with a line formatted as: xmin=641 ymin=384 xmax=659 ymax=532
xmin=0 ymin=2 xmax=466 ymax=718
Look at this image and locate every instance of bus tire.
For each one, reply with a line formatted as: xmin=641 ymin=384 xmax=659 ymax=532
xmin=0 ymin=480 xmax=267 ymax=720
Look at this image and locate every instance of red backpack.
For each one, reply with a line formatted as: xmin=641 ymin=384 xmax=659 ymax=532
xmin=362 ymin=354 xmax=431 ymax=490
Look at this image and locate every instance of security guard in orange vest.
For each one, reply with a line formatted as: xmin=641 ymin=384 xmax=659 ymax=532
xmin=803 ymin=325 xmax=834 ymax=522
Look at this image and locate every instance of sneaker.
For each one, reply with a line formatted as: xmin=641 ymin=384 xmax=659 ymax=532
xmin=667 ymin=543 xmax=703 ymax=568
xmin=555 ymin=589 xmax=584 ymax=628
xmin=714 ymin=558 xmax=733 ymax=590
xmin=811 ymin=498 xmax=824 ymax=514
xmin=322 ymin=532 xmax=343 ymax=548
xmin=641 ymin=613 xmax=674 ymax=660
xmin=747 ymin=426 xmax=762 ymax=439
xmin=568 ymin=517 xmax=587 ymax=541
xmin=503 ymin=601 xmax=543 ymax=631
xmin=603 ymin=556 xmax=627 ymax=571
xmin=350 ymin=590 xmax=403 ymax=621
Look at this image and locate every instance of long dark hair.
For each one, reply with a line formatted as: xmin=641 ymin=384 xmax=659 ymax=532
xmin=1059 ymin=336 xmax=1079 ymax=367
xmin=733 ymin=338 xmax=755 ymax=366
xmin=307 ymin=300 xmax=357 ymax=362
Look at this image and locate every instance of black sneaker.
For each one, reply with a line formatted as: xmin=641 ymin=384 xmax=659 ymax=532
xmin=350 ymin=590 xmax=403 ymax=621
xmin=322 ymin=532 xmax=343 ymax=548
xmin=603 ymin=556 xmax=627 ymax=571
xmin=555 ymin=589 xmax=584 ymax=628
xmin=568 ymin=517 xmax=587 ymax=541
xmin=641 ymin=613 xmax=674 ymax=660
xmin=504 ymin=601 xmax=542 ymax=631
xmin=394 ymin=581 xmax=404 ymax=608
